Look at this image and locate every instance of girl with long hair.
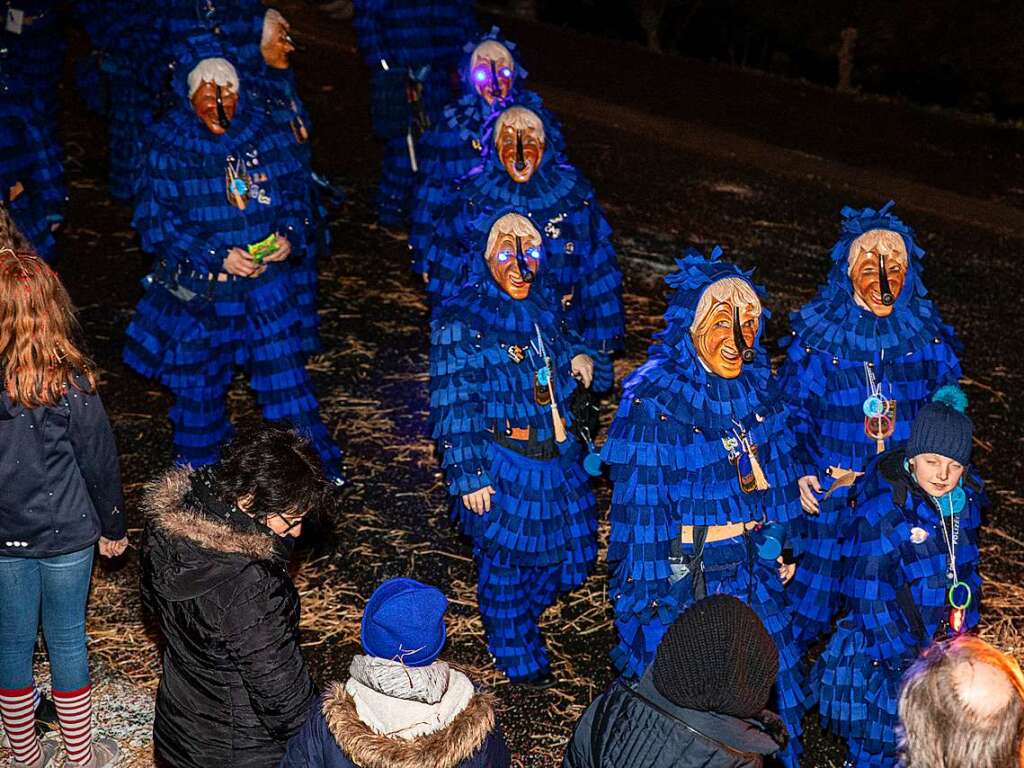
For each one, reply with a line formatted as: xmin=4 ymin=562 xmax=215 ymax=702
xmin=0 ymin=248 xmax=125 ymax=768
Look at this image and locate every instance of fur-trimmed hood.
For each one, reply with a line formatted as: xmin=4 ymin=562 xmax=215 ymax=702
xmin=321 ymin=682 xmax=499 ymax=768
xmin=142 ymin=467 xmax=283 ymax=601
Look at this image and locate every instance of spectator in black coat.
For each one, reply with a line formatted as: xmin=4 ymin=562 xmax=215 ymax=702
xmin=0 ymin=248 xmax=125 ymax=768
xmin=141 ymin=426 xmax=331 ymax=768
xmin=279 ymin=577 xmax=510 ymax=768
xmin=563 ymin=595 xmax=788 ymax=768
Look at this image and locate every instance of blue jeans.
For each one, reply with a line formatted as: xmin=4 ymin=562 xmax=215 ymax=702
xmin=0 ymin=547 xmax=94 ymax=692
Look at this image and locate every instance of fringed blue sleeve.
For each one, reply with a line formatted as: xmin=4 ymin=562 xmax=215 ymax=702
xmin=775 ymin=339 xmax=827 ymax=475
xmin=132 ymin=148 xmax=221 ymax=274
xmin=429 ymin=318 xmax=494 ymax=496
xmin=577 ymin=200 xmax=625 ymax=352
xmin=602 ymin=395 xmax=680 ymax=672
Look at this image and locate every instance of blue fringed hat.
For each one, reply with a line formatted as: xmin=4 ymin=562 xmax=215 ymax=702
xmin=361 ymin=578 xmax=448 ymax=667
xmin=827 ymin=200 xmax=925 ymax=305
xmin=655 ymin=245 xmax=770 ymax=362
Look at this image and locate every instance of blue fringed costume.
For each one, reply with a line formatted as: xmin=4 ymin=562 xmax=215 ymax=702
xmin=123 ymin=36 xmax=343 ymax=481
xmin=0 ymin=0 xmax=65 ymax=137
xmin=409 ymin=28 xmax=564 ymax=273
xmin=777 ymin=202 xmax=963 ymax=648
xmin=425 ymin=108 xmax=623 ymax=361
xmin=0 ymin=100 xmax=64 ymax=263
xmin=352 ymin=0 xmax=478 ymax=228
xmin=600 ymin=247 xmax=806 ymax=767
xmin=812 ymin=448 xmax=982 ymax=767
xmin=429 ymin=209 xmax=599 ymax=682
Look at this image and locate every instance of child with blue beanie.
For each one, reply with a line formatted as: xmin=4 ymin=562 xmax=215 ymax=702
xmin=279 ymin=577 xmax=510 ymax=768
xmin=812 ymin=385 xmax=984 ymax=767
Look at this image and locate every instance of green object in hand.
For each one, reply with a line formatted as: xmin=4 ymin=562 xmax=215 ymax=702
xmin=248 ymin=233 xmax=278 ymax=265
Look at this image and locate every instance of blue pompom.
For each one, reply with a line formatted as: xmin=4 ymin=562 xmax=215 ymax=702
xmin=932 ymin=384 xmax=968 ymax=413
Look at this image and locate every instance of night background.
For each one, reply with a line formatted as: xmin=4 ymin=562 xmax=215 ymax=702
xmin=3 ymin=1 xmax=1023 ymax=766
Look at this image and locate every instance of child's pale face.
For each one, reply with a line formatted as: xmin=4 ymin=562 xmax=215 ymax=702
xmin=910 ymin=452 xmax=965 ymax=497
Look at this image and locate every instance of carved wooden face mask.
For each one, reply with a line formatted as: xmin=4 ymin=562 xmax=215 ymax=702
xmin=496 ymin=124 xmax=543 ymax=184
xmin=261 ymin=19 xmax=295 ymax=69
xmin=471 ymin=55 xmax=513 ymax=104
xmin=191 ymin=81 xmax=238 ymax=135
xmin=690 ymin=283 xmax=760 ymax=379
xmin=848 ymin=230 xmax=907 ymax=317
xmin=486 ymin=215 xmax=542 ymax=300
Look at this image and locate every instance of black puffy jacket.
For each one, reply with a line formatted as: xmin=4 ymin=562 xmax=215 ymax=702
xmin=562 ymin=671 xmax=785 ymax=768
xmin=141 ymin=467 xmax=317 ymax=768
xmin=0 ymin=376 xmax=125 ymax=557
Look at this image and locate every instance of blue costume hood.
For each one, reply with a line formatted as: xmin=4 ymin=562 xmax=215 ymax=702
xmin=789 ymin=201 xmax=951 ymax=359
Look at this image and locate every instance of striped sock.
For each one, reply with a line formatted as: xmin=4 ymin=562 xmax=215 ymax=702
xmin=0 ymin=685 xmax=42 ymax=765
xmin=53 ymin=685 xmax=93 ymax=765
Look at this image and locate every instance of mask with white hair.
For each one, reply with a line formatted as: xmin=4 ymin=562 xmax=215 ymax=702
xmin=493 ymin=107 xmax=545 ymax=184
xmin=689 ymin=277 xmax=762 ymax=379
xmin=485 ymin=212 xmax=543 ymax=299
xmin=261 ymin=9 xmax=295 ymax=70
xmin=469 ymin=40 xmax=514 ymax=104
xmin=847 ymin=228 xmax=908 ymax=316
xmin=188 ymin=58 xmax=240 ymax=135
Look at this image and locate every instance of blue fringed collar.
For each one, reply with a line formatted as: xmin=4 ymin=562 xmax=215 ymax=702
xmin=149 ymin=102 xmax=265 ymax=159
xmin=436 ymin=277 xmax=559 ymax=338
xmin=457 ymin=155 xmax=592 ymax=217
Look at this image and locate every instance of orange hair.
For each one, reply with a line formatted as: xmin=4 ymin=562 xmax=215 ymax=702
xmin=0 ymin=249 xmax=96 ymax=407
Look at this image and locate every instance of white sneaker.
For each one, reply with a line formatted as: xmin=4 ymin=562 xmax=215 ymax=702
xmin=67 ymin=736 xmax=121 ymax=768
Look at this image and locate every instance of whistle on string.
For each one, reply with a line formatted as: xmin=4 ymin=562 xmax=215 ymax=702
xmin=733 ymin=306 xmax=756 ymax=363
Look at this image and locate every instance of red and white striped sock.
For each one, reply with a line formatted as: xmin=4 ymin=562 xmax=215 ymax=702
xmin=53 ymin=685 xmax=93 ymax=765
xmin=0 ymin=685 xmax=42 ymax=765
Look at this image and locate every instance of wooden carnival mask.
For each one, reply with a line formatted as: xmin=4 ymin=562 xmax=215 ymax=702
xmin=494 ymin=107 xmax=544 ymax=184
xmin=189 ymin=59 xmax=240 ymax=135
xmin=470 ymin=40 xmax=514 ymax=105
xmin=848 ymin=228 xmax=907 ymax=317
xmin=485 ymin=213 xmax=542 ymax=300
xmin=690 ymin=277 xmax=761 ymax=379
xmin=261 ymin=10 xmax=295 ymax=70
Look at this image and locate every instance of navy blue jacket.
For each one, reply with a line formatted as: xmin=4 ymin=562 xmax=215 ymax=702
xmin=279 ymin=683 xmax=510 ymax=768
xmin=0 ymin=375 xmax=125 ymax=557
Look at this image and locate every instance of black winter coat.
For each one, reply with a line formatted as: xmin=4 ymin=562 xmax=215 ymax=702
xmin=562 ymin=671 xmax=785 ymax=768
xmin=278 ymin=683 xmax=511 ymax=768
xmin=0 ymin=377 xmax=125 ymax=557
xmin=141 ymin=468 xmax=317 ymax=768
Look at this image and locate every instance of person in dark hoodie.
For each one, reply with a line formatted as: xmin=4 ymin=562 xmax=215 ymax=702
xmin=563 ymin=594 xmax=788 ymax=768
xmin=279 ymin=577 xmax=510 ymax=768
xmin=141 ymin=426 xmax=329 ymax=768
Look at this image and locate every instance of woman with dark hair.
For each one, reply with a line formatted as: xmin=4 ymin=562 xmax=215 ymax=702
xmin=141 ymin=425 xmax=329 ymax=768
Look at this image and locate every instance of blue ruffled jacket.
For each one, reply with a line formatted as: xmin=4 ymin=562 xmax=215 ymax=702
xmin=814 ymin=449 xmax=982 ymax=761
xmin=776 ymin=203 xmax=963 ymax=640
xmin=601 ymin=249 xmax=806 ymax=674
xmin=0 ymin=101 xmax=64 ymax=262
xmin=426 ymin=132 xmax=624 ymax=356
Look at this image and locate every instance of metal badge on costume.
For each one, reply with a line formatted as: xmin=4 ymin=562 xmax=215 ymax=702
xmin=722 ymin=419 xmax=770 ymax=493
xmin=863 ymin=362 xmax=896 ymax=452
xmin=224 ymin=152 xmax=271 ymax=210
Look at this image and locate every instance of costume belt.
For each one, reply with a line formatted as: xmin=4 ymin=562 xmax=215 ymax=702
xmin=491 ymin=422 xmax=559 ymax=460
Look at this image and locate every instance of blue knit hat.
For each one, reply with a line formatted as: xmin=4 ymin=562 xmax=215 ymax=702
xmin=360 ymin=578 xmax=448 ymax=667
xmin=907 ymin=385 xmax=973 ymax=465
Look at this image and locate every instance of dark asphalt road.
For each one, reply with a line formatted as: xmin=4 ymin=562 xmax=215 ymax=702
xmin=43 ymin=4 xmax=1024 ymax=766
